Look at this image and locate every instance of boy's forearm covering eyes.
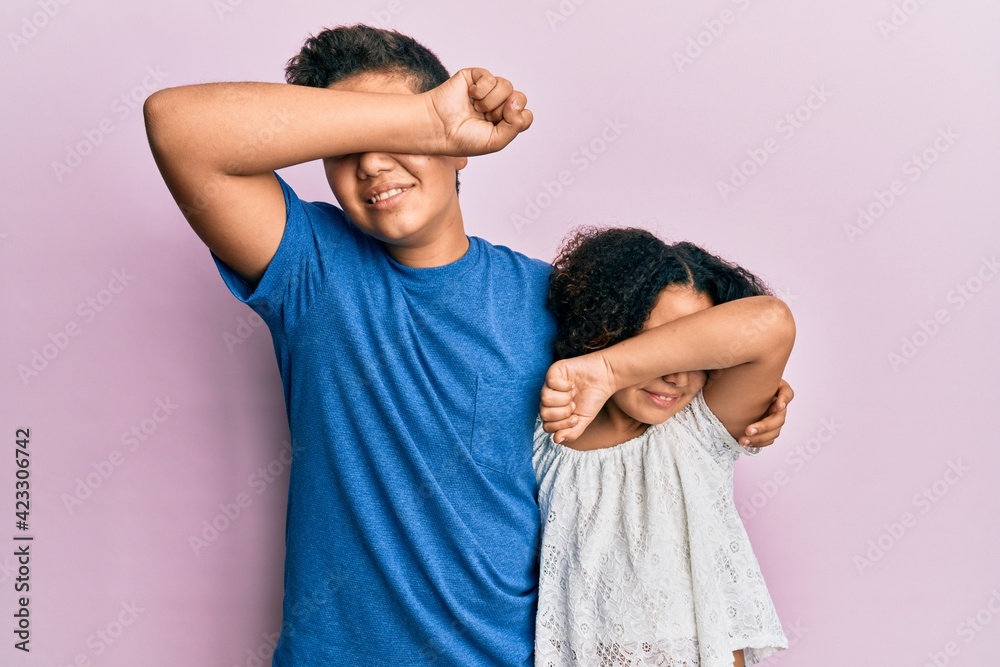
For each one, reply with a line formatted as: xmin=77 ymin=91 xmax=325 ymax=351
xmin=142 ymin=81 xmax=441 ymax=175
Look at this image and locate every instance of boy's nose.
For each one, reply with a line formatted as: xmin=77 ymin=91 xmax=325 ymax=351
xmin=357 ymin=151 xmax=398 ymax=178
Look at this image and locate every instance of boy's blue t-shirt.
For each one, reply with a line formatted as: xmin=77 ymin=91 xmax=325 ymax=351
xmin=210 ymin=173 xmax=556 ymax=666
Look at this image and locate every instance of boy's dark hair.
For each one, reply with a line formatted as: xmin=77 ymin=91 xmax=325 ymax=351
xmin=547 ymin=226 xmax=772 ymax=360
xmin=284 ymin=24 xmax=461 ymax=193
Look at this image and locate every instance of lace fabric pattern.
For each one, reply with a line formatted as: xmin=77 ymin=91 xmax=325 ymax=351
xmin=532 ymin=390 xmax=788 ymax=667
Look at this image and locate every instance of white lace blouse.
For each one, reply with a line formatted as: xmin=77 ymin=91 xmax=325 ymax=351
xmin=532 ymin=389 xmax=787 ymax=667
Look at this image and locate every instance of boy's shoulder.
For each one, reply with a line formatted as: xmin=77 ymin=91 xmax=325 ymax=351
xmin=275 ymin=172 xmax=355 ymax=233
xmin=474 ymin=235 xmax=552 ymax=277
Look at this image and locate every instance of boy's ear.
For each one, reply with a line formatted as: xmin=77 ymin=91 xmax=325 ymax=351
xmin=454 ymin=156 xmax=469 ymax=171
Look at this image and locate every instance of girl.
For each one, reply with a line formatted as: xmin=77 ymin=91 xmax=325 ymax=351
xmin=533 ymin=227 xmax=794 ymax=667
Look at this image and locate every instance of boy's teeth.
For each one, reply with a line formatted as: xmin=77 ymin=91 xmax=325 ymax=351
xmin=370 ymin=188 xmax=405 ymax=204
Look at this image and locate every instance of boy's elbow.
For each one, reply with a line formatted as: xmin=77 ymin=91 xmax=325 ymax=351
xmin=142 ymin=88 xmax=180 ymax=139
xmin=142 ymin=91 xmax=166 ymax=140
xmin=143 ymin=88 xmax=164 ymax=120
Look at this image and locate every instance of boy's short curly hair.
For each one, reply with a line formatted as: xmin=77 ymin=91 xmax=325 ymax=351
xmin=284 ymin=23 xmax=450 ymax=92
xmin=547 ymin=226 xmax=772 ymax=360
xmin=283 ymin=24 xmax=461 ymax=193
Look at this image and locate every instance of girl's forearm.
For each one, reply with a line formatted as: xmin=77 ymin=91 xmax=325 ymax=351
xmin=600 ymin=296 xmax=795 ymax=390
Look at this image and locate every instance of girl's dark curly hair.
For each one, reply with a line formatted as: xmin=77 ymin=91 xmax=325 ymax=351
xmin=548 ymin=226 xmax=772 ymax=360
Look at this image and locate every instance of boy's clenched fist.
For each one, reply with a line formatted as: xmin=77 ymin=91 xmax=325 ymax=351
xmin=424 ymin=67 xmax=533 ymax=157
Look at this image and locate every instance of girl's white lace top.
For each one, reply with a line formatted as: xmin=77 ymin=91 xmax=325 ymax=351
xmin=532 ymin=389 xmax=788 ymax=667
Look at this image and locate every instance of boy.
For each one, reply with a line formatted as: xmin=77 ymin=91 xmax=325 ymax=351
xmin=143 ymin=24 xmax=791 ymax=666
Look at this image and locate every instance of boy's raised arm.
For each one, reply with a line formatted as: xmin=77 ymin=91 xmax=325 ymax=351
xmin=142 ymin=69 xmax=532 ymax=285
xmin=142 ymin=82 xmax=435 ymax=285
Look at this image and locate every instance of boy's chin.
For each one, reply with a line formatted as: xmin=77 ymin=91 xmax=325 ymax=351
xmin=372 ymin=229 xmax=427 ymax=247
xmin=358 ymin=221 xmax=425 ymax=244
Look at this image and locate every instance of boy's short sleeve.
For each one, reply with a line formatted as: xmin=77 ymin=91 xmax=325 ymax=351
xmin=210 ymin=172 xmax=351 ymax=338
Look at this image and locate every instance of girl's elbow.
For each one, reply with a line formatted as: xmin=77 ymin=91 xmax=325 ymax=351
xmin=770 ymin=298 xmax=796 ymax=349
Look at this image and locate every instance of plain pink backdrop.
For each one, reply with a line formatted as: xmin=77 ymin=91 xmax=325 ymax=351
xmin=3 ymin=1 xmax=999 ymax=665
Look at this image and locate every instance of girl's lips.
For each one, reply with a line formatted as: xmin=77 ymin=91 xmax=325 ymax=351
xmin=365 ymin=186 xmax=412 ymax=210
xmin=643 ymin=389 xmax=680 ymax=409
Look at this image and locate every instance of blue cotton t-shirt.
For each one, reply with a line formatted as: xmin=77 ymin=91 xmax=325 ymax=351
xmin=210 ymin=173 xmax=556 ymax=666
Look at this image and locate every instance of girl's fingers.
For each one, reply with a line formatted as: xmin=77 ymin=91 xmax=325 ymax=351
xmin=750 ymin=405 xmax=787 ymax=435
xmin=543 ymin=367 xmax=574 ymax=393
xmin=540 ymin=403 xmax=576 ymax=422
xmin=774 ymin=380 xmax=795 ymax=409
xmin=542 ymin=416 xmax=580 ymax=435
xmin=741 ymin=426 xmax=780 ymax=447
xmin=540 ymin=383 xmax=574 ymax=406
xmin=553 ymin=422 xmax=586 ymax=444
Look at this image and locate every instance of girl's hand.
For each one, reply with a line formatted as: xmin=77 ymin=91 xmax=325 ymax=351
xmin=540 ymin=353 xmax=616 ymax=444
xmin=739 ymin=378 xmax=795 ymax=448
xmin=424 ymin=68 xmax=533 ymax=157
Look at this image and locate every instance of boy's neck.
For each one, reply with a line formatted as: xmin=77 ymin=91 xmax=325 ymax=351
xmin=381 ymin=217 xmax=471 ymax=268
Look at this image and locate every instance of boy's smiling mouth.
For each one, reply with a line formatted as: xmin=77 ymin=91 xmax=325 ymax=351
xmin=364 ymin=183 xmax=413 ymax=208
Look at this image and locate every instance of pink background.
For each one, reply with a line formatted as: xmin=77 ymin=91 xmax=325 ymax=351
xmin=3 ymin=1 xmax=999 ymax=665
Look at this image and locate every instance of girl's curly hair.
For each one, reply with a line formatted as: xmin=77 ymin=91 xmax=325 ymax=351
xmin=547 ymin=226 xmax=772 ymax=360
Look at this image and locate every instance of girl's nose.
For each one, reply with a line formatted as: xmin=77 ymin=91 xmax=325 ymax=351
xmin=663 ymin=371 xmax=690 ymax=387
